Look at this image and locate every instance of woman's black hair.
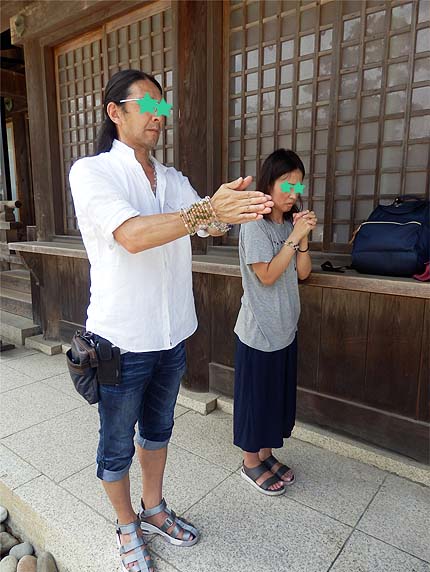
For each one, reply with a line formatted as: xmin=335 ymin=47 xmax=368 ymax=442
xmin=257 ymin=148 xmax=305 ymax=221
xmin=96 ymin=69 xmax=163 ymax=154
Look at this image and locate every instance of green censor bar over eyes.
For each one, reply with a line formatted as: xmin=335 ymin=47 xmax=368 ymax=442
xmin=280 ymin=181 xmax=305 ymax=195
xmin=119 ymin=92 xmax=173 ymax=117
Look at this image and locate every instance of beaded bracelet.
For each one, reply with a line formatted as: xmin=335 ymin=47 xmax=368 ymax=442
xmin=180 ymin=196 xmax=216 ymax=235
xmin=207 ymin=221 xmax=232 ymax=234
xmin=180 ymin=196 xmax=233 ymax=235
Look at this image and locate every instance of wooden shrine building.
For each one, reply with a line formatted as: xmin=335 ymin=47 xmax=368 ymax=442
xmin=1 ymin=0 xmax=429 ymax=463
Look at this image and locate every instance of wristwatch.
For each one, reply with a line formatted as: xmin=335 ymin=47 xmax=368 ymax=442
xmin=285 ymin=240 xmax=299 ymax=251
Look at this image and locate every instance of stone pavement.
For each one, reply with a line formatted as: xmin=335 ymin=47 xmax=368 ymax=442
xmin=0 ymin=346 xmax=429 ymax=572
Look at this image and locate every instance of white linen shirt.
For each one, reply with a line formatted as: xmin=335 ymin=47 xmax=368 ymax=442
xmin=69 ymin=139 xmax=204 ymax=352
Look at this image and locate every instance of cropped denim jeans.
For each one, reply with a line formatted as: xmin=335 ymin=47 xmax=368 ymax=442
xmin=96 ymin=340 xmax=186 ymax=482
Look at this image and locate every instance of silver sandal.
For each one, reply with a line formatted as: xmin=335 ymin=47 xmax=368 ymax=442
xmin=116 ymin=518 xmax=154 ymax=572
xmin=139 ymin=498 xmax=199 ymax=547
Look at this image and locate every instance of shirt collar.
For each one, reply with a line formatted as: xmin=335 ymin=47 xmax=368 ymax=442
xmin=111 ymin=139 xmax=168 ymax=173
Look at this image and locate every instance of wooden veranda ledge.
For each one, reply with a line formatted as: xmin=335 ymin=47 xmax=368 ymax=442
xmin=10 ymin=241 xmax=430 ymax=300
xmin=8 ymin=240 xmax=430 ymax=463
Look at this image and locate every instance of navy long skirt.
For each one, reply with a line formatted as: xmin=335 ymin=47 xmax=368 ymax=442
xmin=233 ymin=334 xmax=297 ymax=453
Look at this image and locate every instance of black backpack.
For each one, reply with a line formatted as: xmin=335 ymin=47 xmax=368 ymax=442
xmin=351 ymin=195 xmax=430 ymax=277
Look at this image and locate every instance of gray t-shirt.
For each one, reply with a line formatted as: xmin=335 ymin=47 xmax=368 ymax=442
xmin=234 ymin=218 xmax=300 ymax=352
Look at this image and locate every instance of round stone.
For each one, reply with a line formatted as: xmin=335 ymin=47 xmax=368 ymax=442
xmin=0 ymin=555 xmax=18 ymax=572
xmin=0 ymin=506 xmax=8 ymax=523
xmin=10 ymin=542 xmax=34 ymax=560
xmin=0 ymin=532 xmax=19 ymax=556
xmin=17 ymin=556 xmax=37 ymax=572
xmin=35 ymin=553 xmax=58 ymax=572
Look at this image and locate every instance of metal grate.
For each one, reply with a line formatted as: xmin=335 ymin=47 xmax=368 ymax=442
xmin=55 ymin=4 xmax=174 ymax=234
xmin=56 ymin=35 xmax=104 ymax=234
xmin=225 ymin=0 xmax=430 ymax=251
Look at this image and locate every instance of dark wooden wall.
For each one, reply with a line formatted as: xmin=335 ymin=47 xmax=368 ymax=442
xmin=21 ymin=252 xmax=90 ymax=341
xmin=186 ymin=271 xmax=430 ymax=464
xmin=22 ymin=249 xmax=429 ymax=463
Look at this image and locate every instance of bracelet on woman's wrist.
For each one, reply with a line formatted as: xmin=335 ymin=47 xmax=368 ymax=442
xmin=297 ymin=245 xmax=310 ymax=253
xmin=285 ymin=240 xmax=300 ymax=252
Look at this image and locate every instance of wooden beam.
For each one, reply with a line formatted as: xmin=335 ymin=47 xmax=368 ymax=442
xmin=10 ymin=0 xmax=145 ymax=46
xmin=0 ymin=0 xmax=34 ymax=33
xmin=0 ymin=69 xmax=26 ymax=99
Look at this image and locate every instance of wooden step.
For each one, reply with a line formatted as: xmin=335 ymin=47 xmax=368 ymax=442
xmin=0 ymin=287 xmax=33 ymax=319
xmin=0 ymin=310 xmax=41 ymax=345
xmin=0 ymin=269 xmax=31 ymax=293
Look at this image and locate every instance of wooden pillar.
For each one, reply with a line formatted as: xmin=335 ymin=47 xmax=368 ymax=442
xmin=23 ymin=39 xmax=61 ymax=240
xmin=11 ymin=113 xmax=34 ymax=228
xmin=175 ymin=0 xmax=223 ymax=254
xmin=175 ymin=0 xmax=223 ymax=391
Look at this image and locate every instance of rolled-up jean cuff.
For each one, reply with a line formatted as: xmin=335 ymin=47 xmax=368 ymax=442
xmin=96 ymin=459 xmax=132 ymax=482
xmin=136 ymin=433 xmax=170 ymax=451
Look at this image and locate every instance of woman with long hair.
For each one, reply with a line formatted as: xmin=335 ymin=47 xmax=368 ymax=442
xmin=233 ymin=148 xmax=317 ymax=495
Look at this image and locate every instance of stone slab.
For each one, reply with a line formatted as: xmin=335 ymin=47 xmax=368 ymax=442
xmin=0 ymin=311 xmax=41 ymax=345
xmin=216 ymin=395 xmax=234 ymax=415
xmin=170 ymin=410 xmax=242 ymax=472
xmin=4 ymin=353 xmax=68 ymax=381
xmin=0 ymin=345 xmax=37 ymax=364
xmin=0 ymin=364 xmax=36 ymax=393
xmin=10 ymin=475 xmax=121 ymax=572
xmin=293 ymin=422 xmax=430 ymax=488
xmin=62 ymin=441 xmax=230 ymax=522
xmin=176 ymin=387 xmax=218 ymax=415
xmin=61 ymin=344 xmax=71 ymax=355
xmin=25 ymin=335 xmax=62 ymax=356
xmin=0 ymin=443 xmax=40 ymax=490
xmin=276 ymin=438 xmax=386 ymax=526
xmin=151 ymin=473 xmax=352 ymax=572
xmin=0 ymin=382 xmax=82 ymax=439
xmin=42 ymin=372 xmax=86 ymax=403
xmin=331 ymin=530 xmax=430 ymax=572
xmin=358 ymin=474 xmax=430 ymax=562
xmin=173 ymin=404 xmax=188 ymax=419
xmin=3 ymin=406 xmax=99 ymax=483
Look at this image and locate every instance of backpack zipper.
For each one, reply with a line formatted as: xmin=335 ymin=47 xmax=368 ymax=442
xmin=361 ymin=221 xmax=422 ymax=226
xmin=350 ymin=221 xmax=421 ymax=244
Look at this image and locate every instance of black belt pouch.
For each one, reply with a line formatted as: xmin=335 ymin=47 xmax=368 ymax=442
xmin=95 ymin=336 xmax=122 ymax=386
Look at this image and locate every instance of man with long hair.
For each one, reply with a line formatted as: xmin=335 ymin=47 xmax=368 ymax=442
xmin=69 ymin=69 xmax=273 ymax=571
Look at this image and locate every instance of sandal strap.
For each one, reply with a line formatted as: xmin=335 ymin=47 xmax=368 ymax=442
xmin=141 ymin=500 xmax=196 ymax=541
xmin=262 ymin=455 xmax=281 ymax=470
xmin=263 ymin=455 xmax=292 ymax=480
xmin=169 ymin=511 xmax=198 ymax=536
xmin=158 ymin=512 xmax=193 ymax=541
xmin=116 ymin=519 xmax=154 ymax=572
xmin=140 ymin=497 xmax=167 ymax=518
xmin=243 ymin=463 xmax=282 ymax=491
xmin=259 ymin=474 xmax=282 ymax=490
xmin=242 ymin=463 xmax=269 ymax=481
xmin=116 ymin=518 xmax=141 ymax=535
xmin=120 ymin=534 xmax=145 ymax=555
xmin=123 ymin=548 xmax=153 ymax=572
